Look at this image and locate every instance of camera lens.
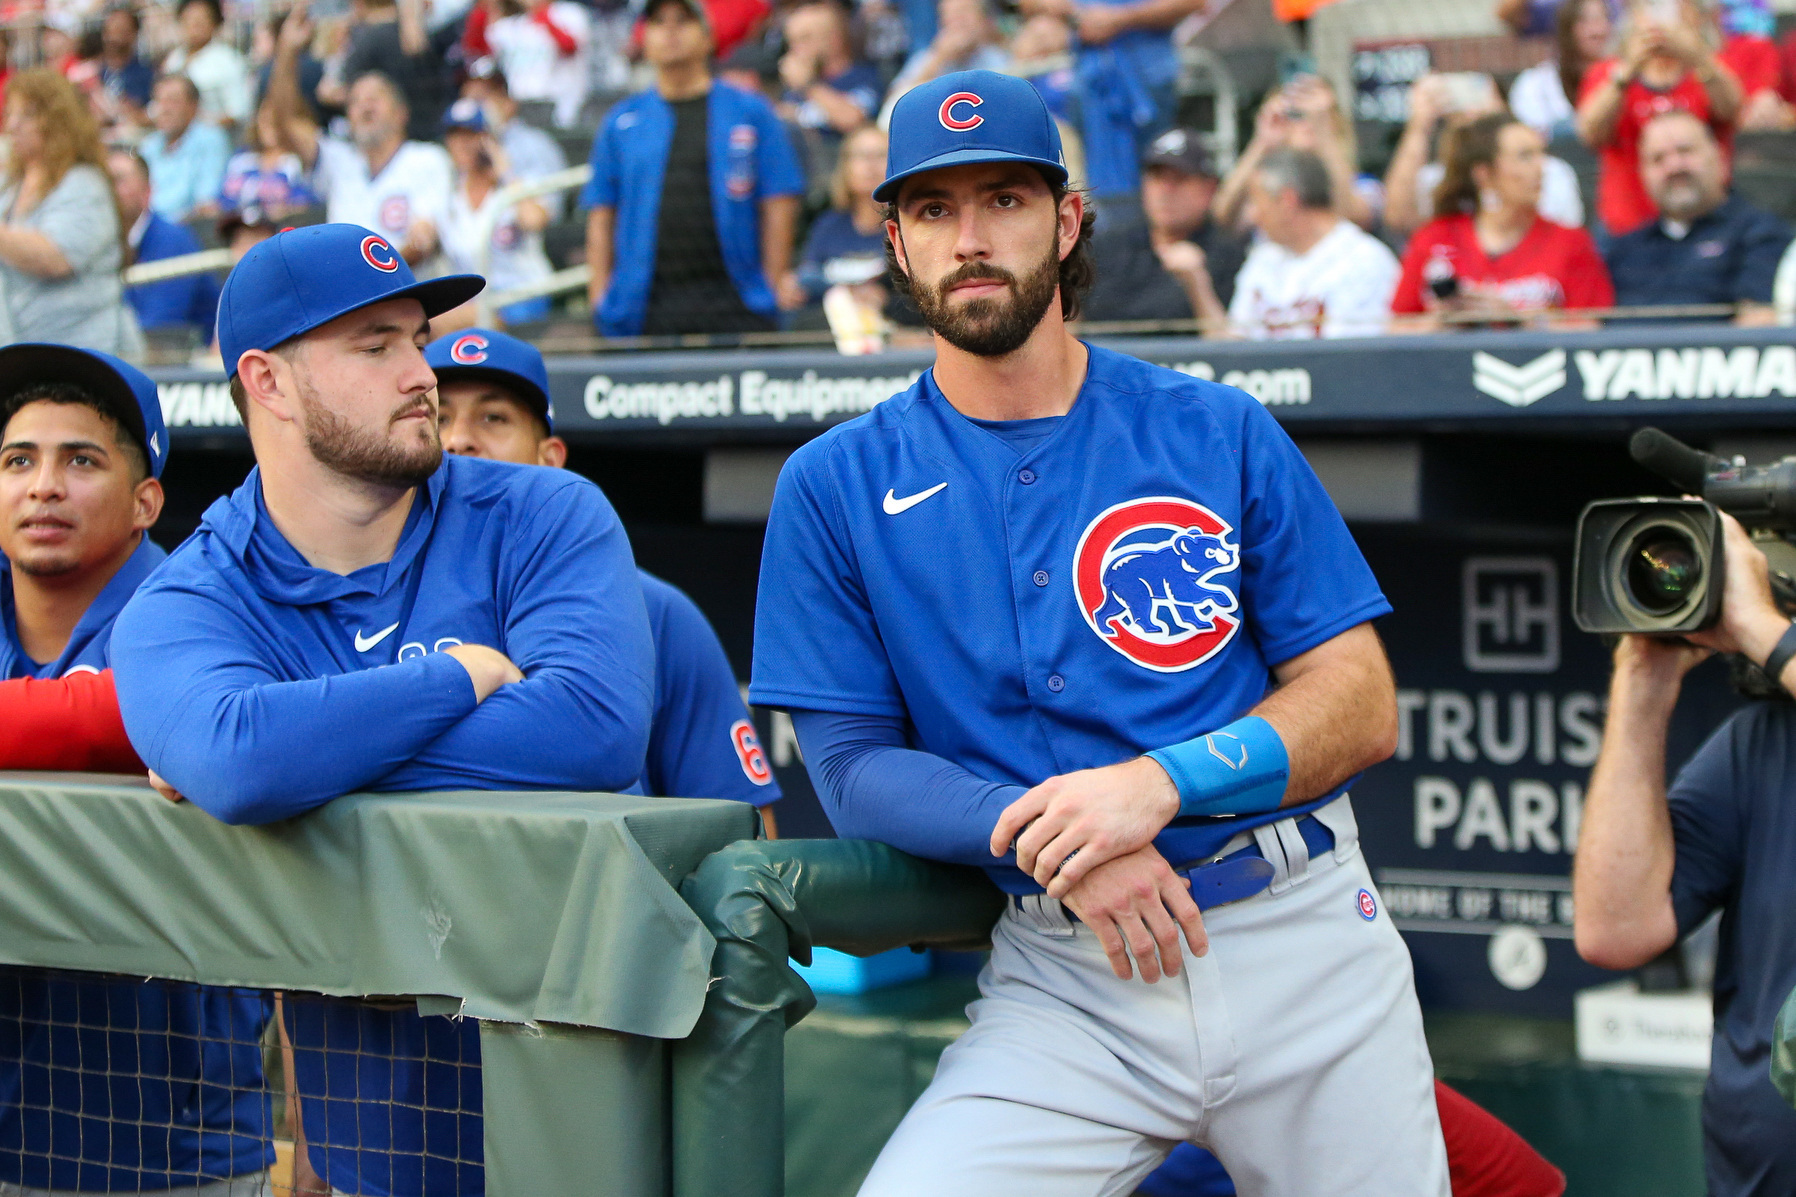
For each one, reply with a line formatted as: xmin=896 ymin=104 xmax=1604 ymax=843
xmin=1625 ymin=530 xmax=1703 ymax=615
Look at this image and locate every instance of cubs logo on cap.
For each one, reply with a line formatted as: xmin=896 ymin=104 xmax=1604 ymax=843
xmin=1073 ymin=497 xmax=1242 ymax=672
xmin=449 ymin=333 xmax=489 ymax=364
xmin=424 ymin=327 xmax=553 ymax=429
xmin=361 ymin=235 xmax=400 ymax=273
xmin=938 ymin=91 xmax=983 ymax=130
xmin=876 ymin=70 xmax=1066 ymax=203
xmin=217 ymin=223 xmax=485 ymax=380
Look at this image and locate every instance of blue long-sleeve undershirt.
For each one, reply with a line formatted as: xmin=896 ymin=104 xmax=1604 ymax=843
xmin=792 ymin=709 xmax=1025 ymax=874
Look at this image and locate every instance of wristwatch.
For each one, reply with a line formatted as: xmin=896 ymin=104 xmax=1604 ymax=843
xmin=1761 ymin=622 xmax=1796 ymax=693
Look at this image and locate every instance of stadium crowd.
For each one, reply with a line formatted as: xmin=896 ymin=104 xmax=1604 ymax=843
xmin=0 ymin=0 xmax=1781 ymax=353
xmin=5 ymin=2 xmax=1796 ymax=1196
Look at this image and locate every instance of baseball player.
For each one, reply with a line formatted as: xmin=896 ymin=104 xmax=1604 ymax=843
xmin=109 ymin=225 xmax=655 ymax=1197
xmin=749 ymin=71 xmax=1448 ymax=1195
xmin=0 ymin=344 xmax=274 ymax=1194
xmin=424 ymin=327 xmax=781 ymax=820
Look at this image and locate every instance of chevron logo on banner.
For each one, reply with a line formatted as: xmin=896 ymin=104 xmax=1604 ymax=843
xmin=1471 ymin=350 xmax=1568 ymax=408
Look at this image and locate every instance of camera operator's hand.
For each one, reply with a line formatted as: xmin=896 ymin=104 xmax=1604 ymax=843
xmin=1613 ymin=628 xmax=1711 ymax=688
xmin=1685 ymin=512 xmax=1789 ymax=670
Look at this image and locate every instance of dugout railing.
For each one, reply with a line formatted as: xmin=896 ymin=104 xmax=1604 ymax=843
xmin=0 ymin=774 xmax=1011 ymax=1197
xmin=0 ymin=773 xmax=758 ymax=1197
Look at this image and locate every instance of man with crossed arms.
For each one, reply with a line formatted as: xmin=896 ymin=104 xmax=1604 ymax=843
xmin=110 ymin=224 xmax=653 ymax=1197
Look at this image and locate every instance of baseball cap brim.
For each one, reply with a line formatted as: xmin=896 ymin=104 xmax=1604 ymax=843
xmin=0 ymin=343 xmax=153 ymax=467
xmin=430 ymin=363 xmax=550 ymax=422
xmin=872 ymin=147 xmax=1068 ymax=203
xmin=248 ymin=273 xmax=489 ymax=375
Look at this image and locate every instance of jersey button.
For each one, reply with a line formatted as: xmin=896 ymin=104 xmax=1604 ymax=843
xmin=1032 ymin=570 xmax=1050 ymax=587
xmin=1046 ymin=674 xmax=1065 ymax=692
xmin=1018 ymin=468 xmax=1037 ymax=484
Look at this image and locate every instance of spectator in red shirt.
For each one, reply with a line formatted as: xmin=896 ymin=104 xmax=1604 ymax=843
xmin=1714 ymin=0 xmax=1792 ymax=128
xmin=1394 ymin=112 xmax=1612 ymax=329
xmin=1577 ymin=0 xmax=1743 ymax=236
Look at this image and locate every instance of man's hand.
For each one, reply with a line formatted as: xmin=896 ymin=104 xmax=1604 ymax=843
xmin=148 ymin=770 xmax=185 ymax=804
xmin=991 ymin=756 xmax=1180 ymax=897
xmin=1620 ymin=25 xmax=1659 ymax=76
xmin=1059 ymin=845 xmax=1206 ymax=982
xmin=402 ymin=219 xmax=439 ymax=265
xmin=778 ymin=50 xmax=819 ymax=93
xmin=1404 ymin=73 xmax=1445 ymax=133
xmin=444 ymin=644 xmax=524 ymax=701
xmin=774 ymin=271 xmax=807 ymax=311
xmin=1685 ymin=511 xmax=1789 ymax=666
xmin=1153 ymin=239 xmax=1208 ymax=282
xmin=1074 ymin=4 xmax=1129 ymax=44
xmin=279 ymin=1 xmax=314 ymax=56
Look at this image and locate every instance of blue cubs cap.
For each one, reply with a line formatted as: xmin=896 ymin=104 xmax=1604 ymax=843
xmin=875 ymin=69 xmax=1067 ymax=203
xmin=0 ymin=343 xmax=169 ymax=478
xmin=216 ymin=223 xmax=486 ymax=380
xmin=442 ymin=97 xmax=487 ymax=133
xmin=424 ymin=328 xmax=553 ymax=429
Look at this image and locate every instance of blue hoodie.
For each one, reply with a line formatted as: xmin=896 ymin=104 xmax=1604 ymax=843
xmin=109 ymin=453 xmax=655 ymax=1197
xmin=110 ymin=453 xmax=655 ymax=822
xmin=0 ymin=533 xmax=275 ymax=1192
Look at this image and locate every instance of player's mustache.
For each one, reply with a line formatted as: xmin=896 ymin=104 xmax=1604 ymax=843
xmin=390 ymin=398 xmax=434 ymax=425
xmin=937 ymin=262 xmax=1018 ymax=297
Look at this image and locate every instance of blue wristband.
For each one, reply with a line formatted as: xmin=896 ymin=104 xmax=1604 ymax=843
xmin=1146 ymin=716 xmax=1289 ymax=819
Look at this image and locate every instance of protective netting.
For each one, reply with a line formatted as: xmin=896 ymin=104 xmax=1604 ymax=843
xmin=0 ymin=967 xmax=482 ymax=1197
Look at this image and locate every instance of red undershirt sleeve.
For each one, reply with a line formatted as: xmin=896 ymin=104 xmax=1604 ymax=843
xmin=0 ymin=670 xmax=145 ymax=774
xmin=530 ymin=7 xmax=579 ymax=56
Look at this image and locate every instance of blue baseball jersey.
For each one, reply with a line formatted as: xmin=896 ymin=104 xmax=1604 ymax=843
xmin=0 ymin=533 xmax=275 ymax=1191
xmin=640 ymin=572 xmax=778 ymax=806
xmin=750 ymin=345 xmax=1390 ymax=892
xmin=0 ymin=535 xmax=162 ymax=679
xmin=580 ymin=81 xmax=805 ymax=337
xmin=110 ymin=453 xmax=655 ymax=1197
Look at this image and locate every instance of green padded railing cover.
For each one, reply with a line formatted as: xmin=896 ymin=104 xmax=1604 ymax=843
xmin=1775 ymin=982 xmax=1796 ymax=1108
xmin=0 ymin=773 xmax=756 ymax=1036
xmin=674 ymin=838 xmax=1006 ymax=1197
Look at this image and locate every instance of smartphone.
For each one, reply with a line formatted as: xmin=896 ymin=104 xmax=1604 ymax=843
xmin=1438 ymin=72 xmax=1496 ymax=113
xmin=1642 ymin=0 xmax=1680 ymax=25
xmin=1277 ymin=52 xmax=1319 ymax=88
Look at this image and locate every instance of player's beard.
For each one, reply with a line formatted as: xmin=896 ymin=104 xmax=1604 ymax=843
xmin=298 ymin=374 xmax=442 ymax=489
xmin=911 ymin=232 xmax=1062 ymax=358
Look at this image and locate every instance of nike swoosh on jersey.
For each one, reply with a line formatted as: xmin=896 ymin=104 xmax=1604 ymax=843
xmin=883 ymin=483 xmax=948 ymax=515
xmin=354 ymin=622 xmax=401 ymax=652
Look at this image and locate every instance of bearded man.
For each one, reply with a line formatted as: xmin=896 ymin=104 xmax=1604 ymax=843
xmin=109 ymin=222 xmax=654 ymax=1197
xmin=748 ymin=71 xmax=1447 ymax=1197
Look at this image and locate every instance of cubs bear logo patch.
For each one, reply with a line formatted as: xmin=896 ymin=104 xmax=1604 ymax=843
xmin=1073 ymin=497 xmax=1242 ymax=672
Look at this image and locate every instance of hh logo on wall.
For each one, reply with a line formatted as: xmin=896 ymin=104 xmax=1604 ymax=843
xmin=1073 ymin=497 xmax=1241 ymax=672
xmin=1462 ymin=558 xmax=1558 ymax=673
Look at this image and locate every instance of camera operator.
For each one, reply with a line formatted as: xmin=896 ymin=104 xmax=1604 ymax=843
xmin=1576 ymin=510 xmax=1796 ymax=1194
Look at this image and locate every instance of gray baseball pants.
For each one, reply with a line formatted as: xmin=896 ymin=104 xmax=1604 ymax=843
xmin=857 ymin=796 xmax=1450 ymax=1197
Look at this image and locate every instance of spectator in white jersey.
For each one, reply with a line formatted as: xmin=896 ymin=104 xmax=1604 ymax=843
xmin=268 ymin=5 xmax=452 ymax=265
xmin=485 ymin=0 xmax=593 ymax=128
xmin=1227 ymin=147 xmax=1399 ymax=340
xmin=162 ymin=0 xmax=253 ymax=132
xmin=438 ymin=99 xmax=554 ymax=326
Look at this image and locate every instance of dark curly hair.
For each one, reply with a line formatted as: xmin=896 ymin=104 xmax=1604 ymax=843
xmin=880 ymin=172 xmax=1098 ymax=320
